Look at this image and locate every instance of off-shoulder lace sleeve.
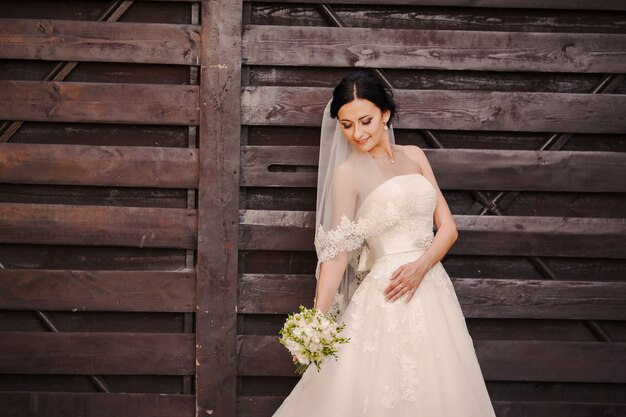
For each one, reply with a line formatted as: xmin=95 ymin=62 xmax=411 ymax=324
xmin=314 ymin=215 xmax=367 ymax=262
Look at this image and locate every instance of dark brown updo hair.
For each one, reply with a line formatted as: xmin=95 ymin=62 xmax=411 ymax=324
xmin=330 ymin=70 xmax=398 ymax=127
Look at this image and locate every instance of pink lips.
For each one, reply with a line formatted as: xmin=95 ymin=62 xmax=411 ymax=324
xmin=355 ymin=138 xmax=369 ymax=145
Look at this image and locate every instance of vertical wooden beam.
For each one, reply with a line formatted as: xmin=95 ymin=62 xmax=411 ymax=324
xmin=197 ymin=1 xmax=242 ymax=416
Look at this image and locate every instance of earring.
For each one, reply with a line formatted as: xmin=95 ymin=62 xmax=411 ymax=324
xmin=383 ymin=124 xmax=388 ymax=131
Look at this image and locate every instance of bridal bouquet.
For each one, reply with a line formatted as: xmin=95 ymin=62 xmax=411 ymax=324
xmin=279 ymin=305 xmax=350 ymax=374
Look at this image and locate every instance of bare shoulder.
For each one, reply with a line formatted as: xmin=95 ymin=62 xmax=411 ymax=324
xmin=397 ymin=144 xmax=429 ymax=165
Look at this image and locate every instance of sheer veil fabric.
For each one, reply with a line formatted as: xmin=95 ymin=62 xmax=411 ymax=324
xmin=314 ymin=99 xmax=422 ymax=317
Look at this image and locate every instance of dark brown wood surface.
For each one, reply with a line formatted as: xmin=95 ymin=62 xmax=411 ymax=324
xmin=244 ymin=25 xmax=626 ymax=73
xmin=0 ymin=392 xmax=195 ymax=417
xmin=0 ymin=269 xmax=195 ymax=312
xmin=242 ymin=86 xmax=626 ymax=133
xmin=238 ymin=335 xmax=626 ymax=382
xmin=242 ymin=146 xmax=626 ymax=191
xmin=0 ymin=18 xmax=200 ymax=65
xmin=0 ymin=203 xmax=197 ymax=248
xmin=240 ymin=209 xmax=626 ymax=258
xmin=239 ymin=274 xmax=626 ymax=320
xmin=244 ymin=0 xmax=626 ymax=10
xmin=0 ymin=332 xmax=195 ymax=374
xmin=0 ymin=144 xmax=198 ymax=188
xmin=195 ymin=0 xmax=243 ymax=416
xmin=0 ymin=81 xmax=199 ymax=125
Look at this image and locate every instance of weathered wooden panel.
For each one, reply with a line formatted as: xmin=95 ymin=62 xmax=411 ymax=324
xmin=0 ymin=144 xmax=198 ymax=188
xmin=243 ymin=0 xmax=626 ymax=10
xmin=195 ymin=0 xmax=243 ymax=415
xmin=0 ymin=392 xmax=195 ymax=417
xmin=250 ymin=4 xmax=626 ymax=34
xmin=243 ymin=25 xmax=626 ymax=73
xmin=0 ymin=203 xmax=197 ymax=248
xmin=242 ymin=146 xmax=626 ymax=191
xmin=240 ymin=210 xmax=626 ymax=258
xmin=241 ymin=86 xmax=626 ymax=133
xmin=238 ymin=274 xmax=626 ymax=320
xmin=0 ymin=333 xmax=194 ymax=375
xmin=238 ymin=335 xmax=626 ymax=382
xmin=0 ymin=18 xmax=200 ymax=65
xmin=0 ymin=81 xmax=199 ymax=125
xmin=0 ymin=269 xmax=195 ymax=312
xmin=0 ymin=244 xmax=187 ymax=271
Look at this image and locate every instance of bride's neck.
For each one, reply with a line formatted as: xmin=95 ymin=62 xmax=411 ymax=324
xmin=368 ymin=137 xmax=394 ymax=160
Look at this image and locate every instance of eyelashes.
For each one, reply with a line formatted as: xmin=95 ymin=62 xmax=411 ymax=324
xmin=341 ymin=119 xmax=372 ymax=129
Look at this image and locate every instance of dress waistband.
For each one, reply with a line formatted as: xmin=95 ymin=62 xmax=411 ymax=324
xmin=357 ymin=234 xmax=434 ymax=272
xmin=369 ymin=234 xmax=434 ymax=259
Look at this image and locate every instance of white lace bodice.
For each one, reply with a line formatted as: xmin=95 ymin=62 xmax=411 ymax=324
xmin=315 ymin=173 xmax=437 ymax=270
xmin=357 ymin=173 xmax=436 ymax=263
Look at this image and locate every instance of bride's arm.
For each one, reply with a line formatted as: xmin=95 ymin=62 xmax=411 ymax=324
xmin=313 ymin=164 xmax=356 ymax=315
xmin=314 ymin=253 xmax=348 ymax=315
xmin=385 ymin=145 xmax=458 ymax=302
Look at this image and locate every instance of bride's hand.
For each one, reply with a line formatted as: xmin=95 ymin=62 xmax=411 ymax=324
xmin=384 ymin=260 xmax=428 ymax=303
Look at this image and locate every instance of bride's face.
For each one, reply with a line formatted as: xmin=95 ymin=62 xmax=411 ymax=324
xmin=337 ymin=98 xmax=390 ymax=152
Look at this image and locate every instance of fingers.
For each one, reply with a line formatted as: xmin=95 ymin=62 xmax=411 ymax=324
xmin=405 ymin=287 xmax=417 ymax=303
xmin=385 ymin=280 xmax=408 ymax=302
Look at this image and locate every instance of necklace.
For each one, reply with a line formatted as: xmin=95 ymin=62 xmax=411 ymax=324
xmin=371 ymin=148 xmax=395 ymax=164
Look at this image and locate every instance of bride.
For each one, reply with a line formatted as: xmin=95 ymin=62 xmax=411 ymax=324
xmin=272 ymin=71 xmax=497 ymax=416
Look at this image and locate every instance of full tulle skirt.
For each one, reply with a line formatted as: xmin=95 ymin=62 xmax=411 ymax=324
xmin=272 ymin=250 xmax=497 ymax=417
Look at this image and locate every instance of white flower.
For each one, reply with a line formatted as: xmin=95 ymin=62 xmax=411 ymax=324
xmin=278 ymin=305 xmax=350 ymax=374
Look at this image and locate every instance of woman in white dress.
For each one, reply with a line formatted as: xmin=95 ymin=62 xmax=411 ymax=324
xmin=272 ymin=71 xmax=497 ymax=417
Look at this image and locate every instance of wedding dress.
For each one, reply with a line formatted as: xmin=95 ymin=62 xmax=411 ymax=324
xmin=272 ymin=173 xmax=497 ymax=416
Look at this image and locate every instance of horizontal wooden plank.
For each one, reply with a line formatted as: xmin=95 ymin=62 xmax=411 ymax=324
xmin=0 ymin=269 xmax=195 ymax=312
xmin=0 ymin=144 xmax=198 ymax=188
xmin=237 ymin=396 xmax=626 ymax=417
xmin=0 ymin=332 xmax=194 ymax=375
xmin=240 ymin=210 xmax=626 ymax=258
xmin=238 ymin=335 xmax=626 ymax=382
xmin=243 ymin=0 xmax=626 ymax=11
xmin=242 ymin=146 xmax=626 ymax=192
xmin=0 ymin=81 xmax=199 ymax=125
xmin=241 ymin=86 xmax=626 ymax=133
xmin=0 ymin=203 xmax=197 ymax=249
xmin=0 ymin=18 xmax=200 ymax=65
xmin=0 ymin=392 xmax=194 ymax=417
xmin=244 ymin=25 xmax=626 ymax=73
xmin=238 ymin=274 xmax=626 ymax=320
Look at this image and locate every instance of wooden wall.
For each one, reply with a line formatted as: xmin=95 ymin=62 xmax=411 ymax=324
xmin=1 ymin=1 xmax=625 ymax=417
xmin=237 ymin=1 xmax=626 ymax=417
xmin=0 ymin=1 xmax=204 ymax=416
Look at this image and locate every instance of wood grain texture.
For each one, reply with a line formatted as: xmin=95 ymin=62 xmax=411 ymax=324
xmin=250 ymin=5 xmax=626 ymax=34
xmin=0 ymin=81 xmax=199 ymax=125
xmin=238 ymin=274 xmax=626 ymax=320
xmin=196 ymin=1 xmax=243 ymax=416
xmin=0 ymin=333 xmax=194 ymax=375
xmin=238 ymin=335 xmax=626 ymax=382
xmin=243 ymin=25 xmax=626 ymax=73
xmin=243 ymin=0 xmax=626 ymax=10
xmin=0 ymin=269 xmax=195 ymax=312
xmin=0 ymin=203 xmax=197 ymax=248
xmin=240 ymin=210 xmax=626 ymax=258
xmin=0 ymin=18 xmax=200 ymax=65
xmin=0 ymin=144 xmax=198 ymax=188
xmin=242 ymin=146 xmax=626 ymax=191
xmin=241 ymin=86 xmax=626 ymax=133
xmin=0 ymin=392 xmax=194 ymax=417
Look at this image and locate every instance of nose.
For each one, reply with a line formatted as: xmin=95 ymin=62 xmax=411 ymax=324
xmin=352 ymin=125 xmax=364 ymax=141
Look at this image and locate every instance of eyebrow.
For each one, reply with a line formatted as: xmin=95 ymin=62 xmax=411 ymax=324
xmin=339 ymin=115 xmax=372 ymax=122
